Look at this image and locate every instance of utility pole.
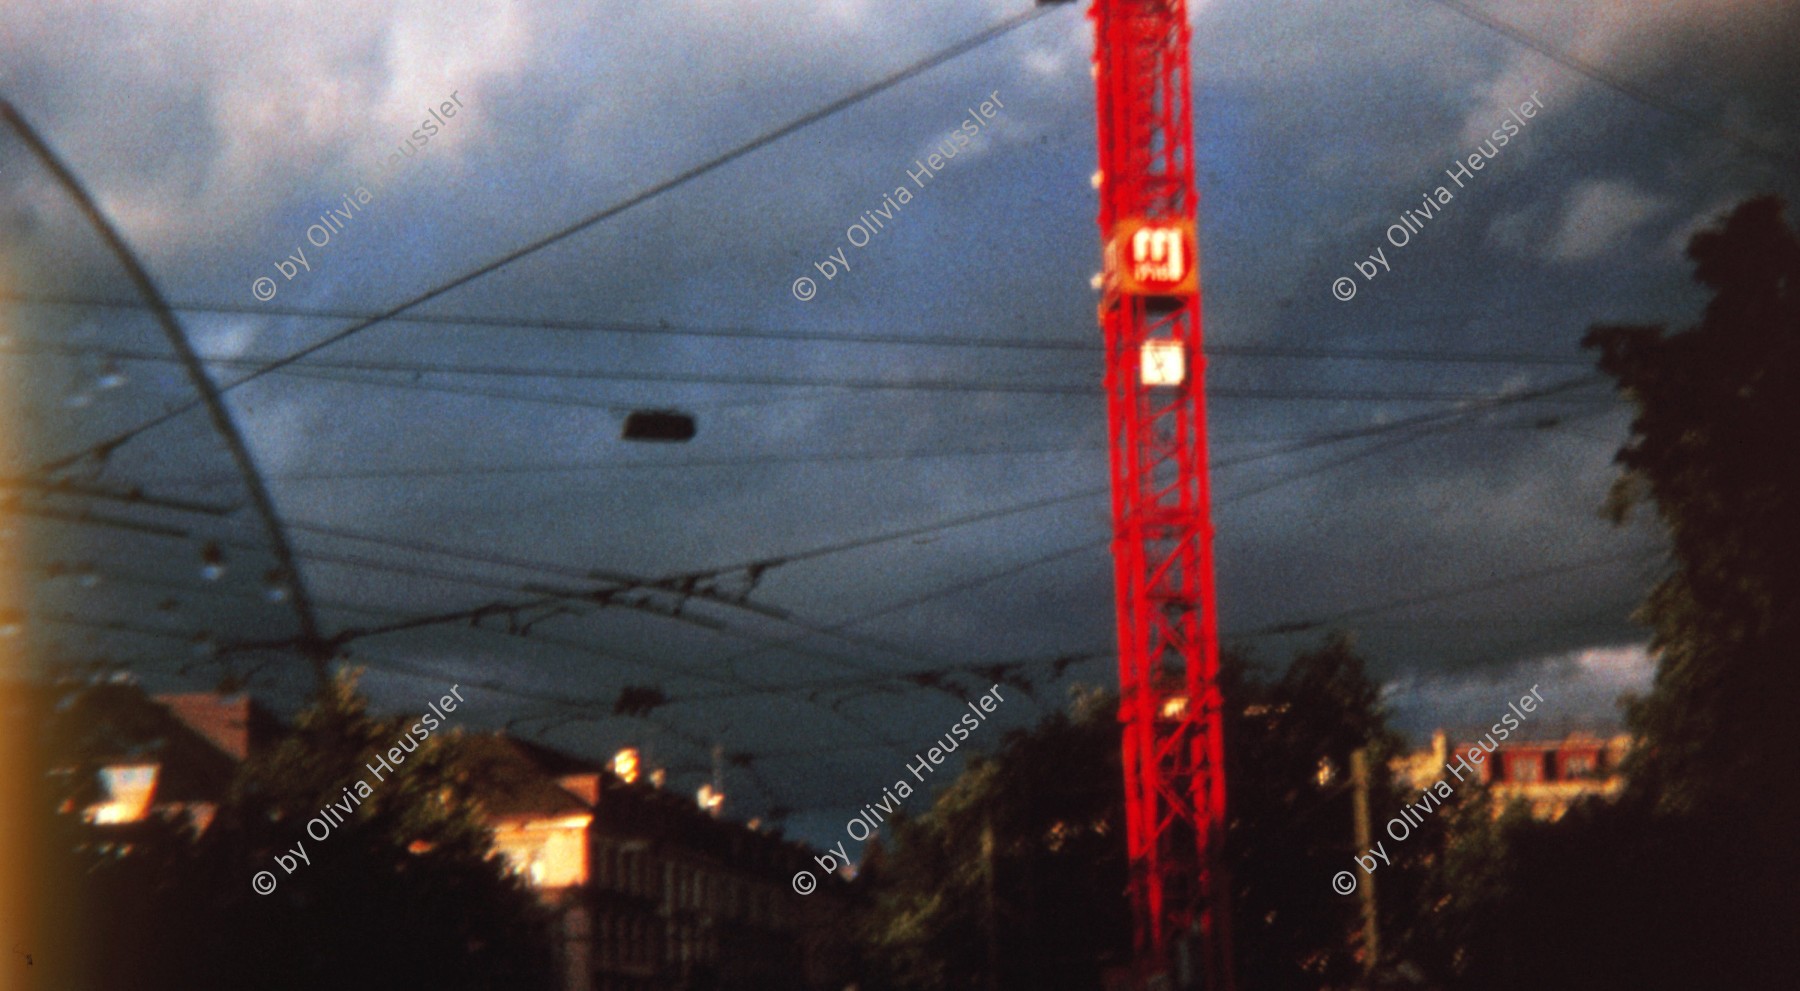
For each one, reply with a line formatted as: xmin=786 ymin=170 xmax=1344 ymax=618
xmin=1350 ymin=748 xmax=1380 ymax=976
xmin=983 ymin=814 xmax=1001 ymax=991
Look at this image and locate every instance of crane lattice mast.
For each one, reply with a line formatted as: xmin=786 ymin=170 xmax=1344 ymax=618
xmin=1084 ymin=0 xmax=1234 ymax=986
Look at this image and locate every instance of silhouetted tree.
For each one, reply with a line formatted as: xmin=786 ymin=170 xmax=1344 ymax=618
xmin=1224 ymin=632 xmax=1429 ymax=990
xmin=41 ymin=671 xmax=559 ymax=991
xmin=1582 ymin=194 xmax=1799 ymax=988
xmin=1586 ymin=194 xmax=1800 ymax=825
xmin=856 ymin=636 xmax=1410 ymax=990
xmin=1419 ymin=196 xmax=1800 ymax=991
xmin=855 ymin=684 xmax=1130 ymax=991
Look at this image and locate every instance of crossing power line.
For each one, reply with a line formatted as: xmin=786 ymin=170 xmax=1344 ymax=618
xmin=33 ymin=6 xmax=1062 ymax=473
xmin=1424 ymin=0 xmax=1800 ymax=173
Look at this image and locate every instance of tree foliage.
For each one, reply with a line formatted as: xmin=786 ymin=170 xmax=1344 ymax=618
xmin=1584 ymin=195 xmax=1800 ymax=829
xmin=1223 ymin=632 xmax=1432 ymax=989
xmin=1419 ymin=195 xmax=1800 ymax=991
xmin=43 ymin=671 xmax=558 ymax=991
xmin=856 ymin=636 xmax=1411 ymax=990
xmin=1584 ymin=195 xmax=1799 ymax=982
xmin=854 ymin=685 xmax=1130 ymax=991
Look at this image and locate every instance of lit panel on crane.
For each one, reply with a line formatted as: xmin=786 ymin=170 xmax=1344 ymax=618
xmin=1140 ymin=339 xmax=1186 ymax=387
xmin=1104 ymin=218 xmax=1199 ymax=298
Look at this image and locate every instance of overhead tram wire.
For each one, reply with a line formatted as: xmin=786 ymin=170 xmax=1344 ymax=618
xmin=313 ymin=541 xmax=1666 ymax=747
xmin=88 ymin=529 xmax=952 ymax=760
xmin=12 ymin=488 xmax=588 ymax=607
xmin=0 ymin=340 xmax=1603 ymax=402
xmin=1232 ymin=545 xmax=1667 ymax=639
xmin=35 ymin=5 xmax=1064 ymax=475
xmin=20 ymin=419 xmax=1431 ymax=670
xmin=157 ymin=442 xmax=1118 ymax=487
xmin=15 ymin=489 xmax=803 ymax=694
xmin=47 ymin=481 xmax=1643 ymax=799
xmin=1212 ymin=430 xmax=1439 ymax=508
xmin=278 ymin=544 xmax=1664 ymax=814
xmin=206 ymin=647 xmax=806 ymax=808
xmin=669 ymin=371 xmax=1611 ymax=582
xmin=133 ymin=371 xmax=1610 ymax=608
xmin=33 ymin=374 xmax=1616 ymax=704
xmin=161 ymin=361 xmax=1617 ymax=403
xmin=18 ymin=492 xmax=942 ymax=702
xmin=342 ymin=618 xmax=921 ymax=766
xmin=29 ymin=372 xmax=1609 ymax=626
xmin=3 ymin=289 xmax=1596 ymax=366
xmin=712 ymin=539 xmax=1106 ymax=685
xmin=702 ymin=439 xmax=1413 ymax=677
xmin=694 ymin=390 xmax=1618 ymax=682
xmin=230 ymin=517 xmax=1021 ymax=695
xmin=246 ymin=528 xmax=1663 ymax=784
xmin=12 ymin=479 xmax=1053 ymax=683
xmin=187 ymin=545 xmax=1667 ymax=804
xmin=150 ymin=380 xmax=1617 ymax=489
xmin=154 ymin=415 xmax=1600 ymax=488
xmin=410 ymin=541 xmax=1663 ymax=772
xmin=346 ymin=633 xmax=930 ymax=762
xmin=204 ymin=493 xmax=1105 ymax=688
xmin=7 ymin=340 xmax=887 ymax=410
xmin=458 ymin=645 xmax=1105 ymax=762
xmin=712 ymin=543 xmax=1666 ymax=721
xmin=29 ymin=521 xmax=747 ymax=692
xmin=250 ymin=365 xmax=850 ymax=419
xmin=1206 ymin=402 xmax=1634 ymax=510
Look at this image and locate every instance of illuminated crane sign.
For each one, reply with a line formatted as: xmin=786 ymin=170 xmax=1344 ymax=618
xmin=1104 ymin=218 xmax=1200 ymax=299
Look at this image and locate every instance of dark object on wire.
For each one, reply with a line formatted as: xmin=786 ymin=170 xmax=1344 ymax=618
xmin=621 ymin=410 xmax=697 ymax=443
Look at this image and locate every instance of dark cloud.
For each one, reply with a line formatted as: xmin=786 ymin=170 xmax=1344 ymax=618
xmin=3 ymin=0 xmax=1796 ymax=847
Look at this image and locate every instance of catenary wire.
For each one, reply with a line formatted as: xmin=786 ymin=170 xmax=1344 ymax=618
xmin=696 ymin=389 xmax=1615 ymax=681
xmin=155 ymin=417 xmax=1615 ymax=486
xmin=3 ymin=289 xmax=1596 ymax=365
xmin=22 ymin=381 xmax=1627 ymax=756
xmin=24 ymin=374 xmax=1613 ymax=647
xmin=1424 ymin=0 xmax=1799 ymax=173
xmin=0 ymin=341 xmax=1599 ymax=401
xmin=1234 ymin=547 xmax=1666 ymax=638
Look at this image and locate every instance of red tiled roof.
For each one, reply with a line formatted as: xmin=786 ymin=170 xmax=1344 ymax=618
xmin=154 ymin=692 xmax=278 ymax=761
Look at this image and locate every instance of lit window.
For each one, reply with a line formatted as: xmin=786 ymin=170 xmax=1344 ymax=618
xmin=86 ymin=764 xmax=159 ymax=824
xmin=1508 ymin=754 xmax=1543 ymax=783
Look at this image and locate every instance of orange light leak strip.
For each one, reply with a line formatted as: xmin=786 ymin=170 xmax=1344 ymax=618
xmin=0 ymin=264 xmax=44 ymax=984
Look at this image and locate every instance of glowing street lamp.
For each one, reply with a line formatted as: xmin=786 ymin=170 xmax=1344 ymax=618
xmin=611 ymin=747 xmax=640 ymax=784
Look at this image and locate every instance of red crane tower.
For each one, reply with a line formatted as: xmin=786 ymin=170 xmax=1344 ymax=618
xmin=1082 ymin=0 xmax=1234 ymax=987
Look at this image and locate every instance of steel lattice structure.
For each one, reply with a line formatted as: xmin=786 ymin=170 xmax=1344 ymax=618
xmin=1086 ymin=1 xmax=1234 ymax=987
